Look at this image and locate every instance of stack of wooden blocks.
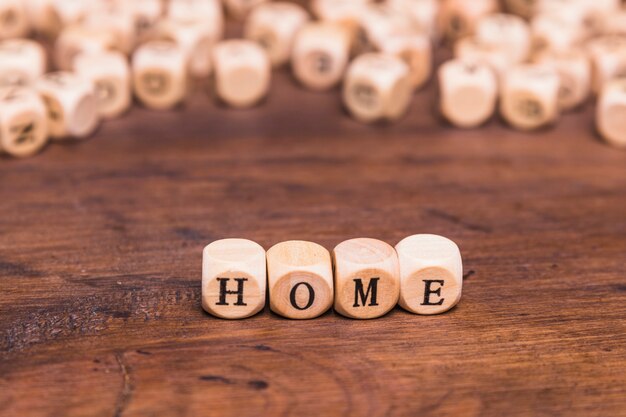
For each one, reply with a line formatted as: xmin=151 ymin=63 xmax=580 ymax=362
xmin=202 ymin=235 xmax=463 ymax=319
xmin=0 ymin=0 xmax=625 ymax=160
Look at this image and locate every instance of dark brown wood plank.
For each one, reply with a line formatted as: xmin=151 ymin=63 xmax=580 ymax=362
xmin=1 ymin=62 xmax=626 ymax=416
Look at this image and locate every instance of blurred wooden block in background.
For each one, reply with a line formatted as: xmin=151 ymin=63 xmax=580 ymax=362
xmin=0 ymin=39 xmax=46 ymax=88
xmin=343 ymin=52 xmax=412 ymax=123
xmin=291 ymin=22 xmax=351 ymax=91
xmin=438 ymin=59 xmax=497 ymax=128
xmin=596 ymin=79 xmax=626 ymax=148
xmin=534 ymin=50 xmax=591 ymax=112
xmin=202 ymin=239 xmax=267 ymax=320
xmin=500 ymin=64 xmax=560 ymax=131
xmin=396 ymin=234 xmax=463 ymax=315
xmin=132 ymin=41 xmax=187 ymax=110
xmin=213 ymin=39 xmax=271 ymax=108
xmin=0 ymin=86 xmax=48 ymax=158
xmin=74 ymin=51 xmax=131 ymax=120
xmin=267 ymin=240 xmax=334 ymax=320
xmin=244 ymin=2 xmax=309 ymax=68
xmin=0 ymin=0 xmax=29 ymax=39
xmin=333 ymin=238 xmax=400 ymax=319
xmin=35 ymin=71 xmax=99 ymax=140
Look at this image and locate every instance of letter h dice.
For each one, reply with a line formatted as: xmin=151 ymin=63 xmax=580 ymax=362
xmin=202 ymin=239 xmax=267 ymax=319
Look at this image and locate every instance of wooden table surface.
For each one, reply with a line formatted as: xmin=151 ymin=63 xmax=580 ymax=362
xmin=1 ymin=58 xmax=626 ymax=417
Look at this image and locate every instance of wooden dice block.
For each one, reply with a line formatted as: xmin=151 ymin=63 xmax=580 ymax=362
xmin=132 ymin=41 xmax=187 ymax=110
xmin=454 ymin=36 xmax=511 ymax=81
xmin=530 ymin=13 xmax=583 ymax=56
xmin=439 ymin=59 xmax=497 ymax=128
xmin=73 ymin=51 xmax=131 ymax=119
xmin=202 ymin=238 xmax=266 ymax=319
xmin=35 ymin=72 xmax=99 ymax=140
xmin=312 ymin=0 xmax=370 ymax=57
xmin=500 ymin=65 xmax=560 ymax=131
xmin=380 ymin=33 xmax=432 ymax=89
xmin=501 ymin=0 xmax=534 ymax=19
xmin=83 ymin=4 xmax=136 ymax=56
xmin=167 ymin=0 xmax=223 ymax=41
xmin=122 ymin=0 xmax=164 ymax=41
xmin=244 ymin=2 xmax=309 ymax=68
xmin=155 ymin=19 xmax=217 ymax=78
xmin=358 ymin=4 xmax=414 ymax=51
xmin=291 ymin=22 xmax=351 ymax=91
xmin=267 ymin=240 xmax=333 ymax=319
xmin=213 ymin=39 xmax=271 ymax=108
xmin=534 ymin=50 xmax=591 ymax=111
xmin=395 ymin=234 xmax=463 ymax=315
xmin=587 ymin=36 xmax=626 ymax=94
xmin=388 ymin=0 xmax=439 ymax=40
xmin=0 ymin=0 xmax=29 ymax=39
xmin=0 ymin=39 xmax=46 ymax=87
xmin=333 ymin=238 xmax=400 ymax=319
xmin=0 ymin=87 xmax=48 ymax=157
xmin=438 ymin=0 xmax=498 ymax=42
xmin=343 ymin=53 xmax=412 ymax=123
xmin=596 ymin=79 xmax=626 ymax=148
xmin=54 ymin=25 xmax=117 ymax=71
xmin=476 ymin=13 xmax=530 ymax=64
xmin=223 ymin=0 xmax=267 ymax=20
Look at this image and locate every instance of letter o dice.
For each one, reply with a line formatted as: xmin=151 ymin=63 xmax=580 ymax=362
xmin=267 ymin=240 xmax=333 ymax=319
xmin=596 ymin=79 xmax=626 ymax=148
xmin=213 ymin=40 xmax=271 ymax=108
xmin=202 ymin=238 xmax=267 ymax=319
xmin=35 ymin=72 xmax=100 ymax=140
xmin=132 ymin=41 xmax=187 ymax=110
xmin=343 ymin=53 xmax=412 ymax=123
xmin=500 ymin=65 xmax=560 ymax=131
xmin=0 ymin=87 xmax=48 ymax=158
xmin=333 ymin=238 xmax=400 ymax=319
xmin=395 ymin=234 xmax=463 ymax=315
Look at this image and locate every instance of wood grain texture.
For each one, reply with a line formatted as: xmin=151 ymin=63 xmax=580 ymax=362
xmin=1 ymin=49 xmax=626 ymax=416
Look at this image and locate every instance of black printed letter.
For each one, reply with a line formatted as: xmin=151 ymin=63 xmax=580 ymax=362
xmin=421 ymin=280 xmax=445 ymax=306
xmin=353 ymin=278 xmax=380 ymax=307
xmin=216 ymin=278 xmax=247 ymax=306
xmin=290 ymin=282 xmax=315 ymax=310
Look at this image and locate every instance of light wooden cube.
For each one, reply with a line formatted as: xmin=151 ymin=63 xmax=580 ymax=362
xmin=213 ymin=39 xmax=271 ymax=108
xmin=333 ymin=238 xmax=400 ymax=319
xmin=602 ymin=8 xmax=626 ymax=37
xmin=500 ymin=64 xmax=560 ymax=131
xmin=476 ymin=13 xmax=530 ymax=64
xmin=358 ymin=4 xmax=414 ymax=51
xmin=530 ymin=13 xmax=584 ymax=56
xmin=73 ymin=51 xmax=131 ymax=119
xmin=223 ymin=0 xmax=267 ymax=20
xmin=501 ymin=0 xmax=534 ymax=19
xmin=439 ymin=59 xmax=497 ymax=128
xmin=388 ymin=0 xmax=439 ymax=40
xmin=0 ymin=39 xmax=46 ymax=87
xmin=167 ymin=0 xmax=223 ymax=42
xmin=155 ymin=19 xmax=217 ymax=78
xmin=343 ymin=53 xmax=412 ymax=123
xmin=311 ymin=0 xmax=370 ymax=56
xmin=202 ymin=238 xmax=267 ymax=319
xmin=0 ymin=87 xmax=48 ymax=157
xmin=35 ymin=71 xmax=99 ymax=140
xmin=438 ymin=0 xmax=498 ymax=42
xmin=587 ymin=36 xmax=626 ymax=94
xmin=244 ymin=2 xmax=309 ymax=68
xmin=0 ymin=0 xmax=29 ymax=39
xmin=380 ymin=33 xmax=432 ymax=89
xmin=83 ymin=4 xmax=136 ymax=55
xmin=596 ymin=79 xmax=626 ymax=148
xmin=267 ymin=240 xmax=333 ymax=319
xmin=534 ymin=50 xmax=591 ymax=111
xmin=291 ymin=22 xmax=351 ymax=91
xmin=454 ymin=36 xmax=511 ymax=81
xmin=395 ymin=234 xmax=463 ymax=315
xmin=132 ymin=41 xmax=187 ymax=110
xmin=54 ymin=25 xmax=117 ymax=71
xmin=122 ymin=0 xmax=164 ymax=41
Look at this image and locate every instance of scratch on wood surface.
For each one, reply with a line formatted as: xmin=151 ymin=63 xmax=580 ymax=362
xmin=113 ymin=353 xmax=132 ymax=417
